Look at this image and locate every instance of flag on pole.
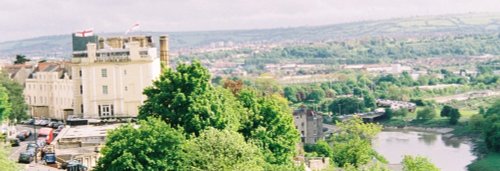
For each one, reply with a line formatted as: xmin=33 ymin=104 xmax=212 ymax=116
xmin=75 ymin=28 xmax=94 ymax=37
xmin=125 ymin=23 xmax=140 ymax=35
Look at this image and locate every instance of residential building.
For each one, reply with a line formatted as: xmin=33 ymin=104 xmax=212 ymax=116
xmin=71 ymin=34 xmax=166 ymax=119
xmin=2 ymin=63 xmax=34 ymax=86
xmin=293 ymin=107 xmax=324 ymax=144
xmin=24 ymin=62 xmax=73 ymax=120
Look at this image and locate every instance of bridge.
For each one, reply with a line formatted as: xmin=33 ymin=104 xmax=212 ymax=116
xmin=337 ymin=111 xmax=385 ymax=122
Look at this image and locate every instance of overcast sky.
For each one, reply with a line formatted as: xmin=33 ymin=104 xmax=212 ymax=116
xmin=1 ymin=0 xmax=500 ymax=42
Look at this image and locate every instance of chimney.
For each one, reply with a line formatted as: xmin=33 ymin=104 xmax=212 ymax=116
xmin=159 ymin=35 xmax=169 ymax=70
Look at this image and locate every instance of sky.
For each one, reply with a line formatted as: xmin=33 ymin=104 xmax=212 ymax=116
xmin=1 ymin=0 xmax=500 ymax=42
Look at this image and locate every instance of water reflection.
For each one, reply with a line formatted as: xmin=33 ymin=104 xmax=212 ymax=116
xmin=373 ymin=129 xmax=476 ymax=171
xmin=418 ymin=132 xmax=437 ymax=145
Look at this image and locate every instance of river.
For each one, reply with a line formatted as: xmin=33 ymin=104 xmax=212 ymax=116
xmin=373 ymin=128 xmax=476 ymax=171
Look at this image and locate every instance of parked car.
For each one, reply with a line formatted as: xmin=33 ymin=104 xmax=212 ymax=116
xmin=16 ymin=132 xmax=27 ymax=141
xmin=34 ymin=120 xmax=43 ymax=126
xmin=52 ymin=121 xmax=64 ymax=129
xmin=21 ymin=119 xmax=34 ymax=125
xmin=26 ymin=142 xmax=38 ymax=151
xmin=39 ymin=120 xmax=50 ymax=126
xmin=44 ymin=152 xmax=56 ymax=164
xmin=18 ymin=151 xmax=34 ymax=163
xmin=62 ymin=160 xmax=88 ymax=171
xmin=9 ymin=138 xmax=20 ymax=147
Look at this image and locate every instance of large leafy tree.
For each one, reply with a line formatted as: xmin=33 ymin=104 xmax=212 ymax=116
xmin=139 ymin=61 xmax=241 ymax=136
xmin=95 ymin=118 xmax=185 ymax=171
xmin=237 ymin=89 xmax=299 ymax=165
xmin=0 ymin=73 xmax=28 ymax=121
xmin=0 ymin=85 xmax=12 ymax=122
xmin=402 ymin=155 xmax=439 ymax=171
xmin=182 ymin=128 xmax=265 ymax=171
xmin=329 ymin=117 xmax=383 ymax=167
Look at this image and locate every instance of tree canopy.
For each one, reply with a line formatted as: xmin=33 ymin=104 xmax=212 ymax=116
xmin=139 ymin=61 xmax=241 ymax=136
xmin=95 ymin=118 xmax=186 ymax=171
xmin=13 ymin=54 xmax=30 ymax=64
xmin=0 ymin=85 xmax=12 ymax=122
xmin=329 ymin=117 xmax=384 ymax=167
xmin=402 ymin=155 xmax=439 ymax=171
xmin=182 ymin=128 xmax=265 ymax=171
xmin=0 ymin=73 xmax=28 ymax=121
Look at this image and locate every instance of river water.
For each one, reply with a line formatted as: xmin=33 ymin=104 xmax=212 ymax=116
xmin=372 ymin=129 xmax=476 ymax=171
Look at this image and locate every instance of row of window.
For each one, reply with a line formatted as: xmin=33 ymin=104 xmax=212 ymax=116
xmin=80 ymin=85 xmax=129 ymax=95
xmin=79 ymin=68 xmax=128 ymax=78
xmin=26 ymin=84 xmax=71 ymax=91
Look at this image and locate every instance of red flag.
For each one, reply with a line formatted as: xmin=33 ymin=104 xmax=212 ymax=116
xmin=75 ymin=28 xmax=94 ymax=37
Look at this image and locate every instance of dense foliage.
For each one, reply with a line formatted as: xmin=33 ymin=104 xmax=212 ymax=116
xmin=182 ymin=128 xmax=265 ymax=171
xmin=402 ymin=155 xmax=439 ymax=171
xmin=329 ymin=117 xmax=384 ymax=167
xmin=139 ymin=62 xmax=241 ymax=136
xmin=101 ymin=62 xmax=300 ymax=170
xmin=95 ymin=118 xmax=186 ymax=171
xmin=0 ymin=72 xmax=29 ymax=121
xmin=0 ymin=85 xmax=12 ymax=122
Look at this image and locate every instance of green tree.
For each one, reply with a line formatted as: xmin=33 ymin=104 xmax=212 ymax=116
xmin=329 ymin=97 xmax=365 ymax=115
xmin=363 ymin=94 xmax=377 ymax=110
xmin=0 ymin=85 xmax=12 ymax=122
xmin=307 ymin=88 xmax=326 ymax=102
xmin=13 ymin=54 xmax=30 ymax=64
xmin=448 ymin=108 xmax=461 ymax=125
xmin=95 ymin=117 xmax=185 ymax=171
xmin=139 ymin=61 xmax=241 ymax=136
xmin=483 ymin=114 xmax=500 ymax=152
xmin=416 ymin=107 xmax=436 ymax=121
xmin=440 ymin=105 xmax=453 ymax=117
xmin=304 ymin=140 xmax=332 ymax=157
xmin=402 ymin=155 xmax=439 ymax=171
xmin=182 ymin=128 xmax=265 ymax=171
xmin=0 ymin=73 xmax=29 ymax=121
xmin=284 ymin=87 xmax=299 ymax=103
xmin=393 ymin=109 xmax=409 ymax=118
xmin=329 ymin=117 xmax=383 ymax=167
xmin=237 ymin=90 xmax=299 ymax=165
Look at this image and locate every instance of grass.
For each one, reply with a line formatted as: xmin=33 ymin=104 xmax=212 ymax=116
xmin=468 ymin=152 xmax=500 ymax=171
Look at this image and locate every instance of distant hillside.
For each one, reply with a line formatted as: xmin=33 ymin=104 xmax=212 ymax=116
xmin=1 ymin=13 xmax=500 ymax=58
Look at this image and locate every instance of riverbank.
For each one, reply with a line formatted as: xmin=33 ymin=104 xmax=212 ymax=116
xmin=379 ymin=120 xmax=500 ymax=171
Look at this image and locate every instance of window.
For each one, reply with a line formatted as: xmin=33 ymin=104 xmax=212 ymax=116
xmin=102 ymin=85 xmax=108 ymax=94
xmin=124 ymin=86 xmax=128 ymax=91
xmin=101 ymin=68 xmax=107 ymax=77
xmin=123 ymin=70 xmax=127 ymax=75
xmin=80 ymin=85 xmax=83 ymax=94
xmin=79 ymin=70 xmax=82 ymax=77
xmin=99 ymin=105 xmax=114 ymax=117
xmin=81 ymin=104 xmax=84 ymax=113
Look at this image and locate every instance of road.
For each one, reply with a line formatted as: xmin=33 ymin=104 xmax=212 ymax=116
xmin=9 ymin=124 xmax=62 ymax=171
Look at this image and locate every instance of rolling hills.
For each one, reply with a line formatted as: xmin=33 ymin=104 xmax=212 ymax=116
xmin=1 ymin=13 xmax=500 ymax=58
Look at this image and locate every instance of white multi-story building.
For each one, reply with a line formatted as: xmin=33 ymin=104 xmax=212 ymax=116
xmin=23 ymin=34 xmax=169 ymax=120
xmin=71 ymin=35 xmax=166 ymax=119
xmin=24 ymin=62 xmax=74 ymax=120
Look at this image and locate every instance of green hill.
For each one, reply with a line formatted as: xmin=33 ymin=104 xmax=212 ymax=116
xmin=1 ymin=13 xmax=500 ymax=58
